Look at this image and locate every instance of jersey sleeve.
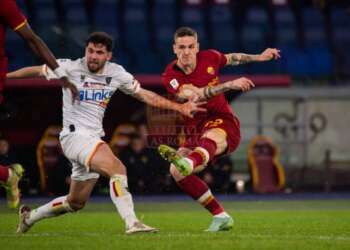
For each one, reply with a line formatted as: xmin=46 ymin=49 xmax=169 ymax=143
xmin=0 ymin=0 xmax=27 ymax=31
xmin=42 ymin=59 xmax=70 ymax=80
xmin=117 ymin=71 xmax=140 ymax=95
xmin=209 ymin=49 xmax=227 ymax=68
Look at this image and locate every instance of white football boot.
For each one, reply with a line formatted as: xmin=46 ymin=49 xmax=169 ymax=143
xmin=16 ymin=205 xmax=33 ymax=233
xmin=125 ymin=221 xmax=158 ymax=235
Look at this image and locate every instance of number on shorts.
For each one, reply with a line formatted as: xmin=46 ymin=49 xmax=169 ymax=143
xmin=204 ymin=119 xmax=223 ymax=128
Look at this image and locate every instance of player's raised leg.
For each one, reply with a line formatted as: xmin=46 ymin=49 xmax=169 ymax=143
xmin=89 ymin=143 xmax=158 ymax=234
xmin=160 ymin=128 xmax=234 ymax=232
xmin=17 ymin=178 xmax=96 ymax=233
xmin=159 ymin=128 xmax=226 ymax=176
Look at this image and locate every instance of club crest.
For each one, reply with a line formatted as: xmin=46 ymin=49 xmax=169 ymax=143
xmin=106 ymin=77 xmax=112 ymax=85
xmin=207 ymin=66 xmax=214 ymax=75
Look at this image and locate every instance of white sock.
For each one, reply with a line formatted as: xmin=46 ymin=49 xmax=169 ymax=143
xmin=110 ymin=174 xmax=138 ymax=227
xmin=27 ymin=196 xmax=74 ymax=225
xmin=184 ymin=158 xmax=194 ymax=171
xmin=214 ymin=211 xmax=229 ymax=218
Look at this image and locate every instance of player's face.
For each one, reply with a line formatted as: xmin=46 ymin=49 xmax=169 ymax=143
xmin=173 ymin=36 xmax=199 ymax=67
xmin=0 ymin=139 xmax=9 ymax=155
xmin=85 ymin=43 xmax=112 ymax=73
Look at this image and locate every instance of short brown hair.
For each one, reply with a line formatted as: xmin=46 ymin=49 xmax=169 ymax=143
xmin=174 ymin=27 xmax=198 ymax=42
xmin=86 ymin=32 xmax=114 ymax=52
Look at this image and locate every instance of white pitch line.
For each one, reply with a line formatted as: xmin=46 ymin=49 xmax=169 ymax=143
xmin=0 ymin=232 xmax=349 ymax=241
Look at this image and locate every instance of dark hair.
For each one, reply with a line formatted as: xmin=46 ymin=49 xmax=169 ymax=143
xmin=86 ymin=32 xmax=114 ymax=52
xmin=174 ymin=27 xmax=198 ymax=42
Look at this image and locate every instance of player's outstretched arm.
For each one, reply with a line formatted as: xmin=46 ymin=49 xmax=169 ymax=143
xmin=132 ymin=87 xmax=206 ymax=118
xmin=16 ymin=24 xmax=61 ymax=74
xmin=178 ymin=77 xmax=255 ymax=101
xmin=6 ymin=66 xmax=43 ymax=79
xmin=15 ymin=24 xmax=79 ymax=101
xmin=225 ymin=48 xmax=281 ymax=66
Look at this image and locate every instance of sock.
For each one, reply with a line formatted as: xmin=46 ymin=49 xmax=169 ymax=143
xmin=109 ymin=174 xmax=138 ymax=227
xmin=0 ymin=165 xmax=9 ymax=183
xmin=177 ymin=175 xmax=224 ymax=215
xmin=27 ymin=196 xmax=74 ymax=225
xmin=214 ymin=211 xmax=229 ymax=218
xmin=186 ymin=138 xmax=217 ymax=169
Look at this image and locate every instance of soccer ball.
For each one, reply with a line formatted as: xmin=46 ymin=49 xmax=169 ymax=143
xmin=180 ymin=84 xmax=200 ymax=101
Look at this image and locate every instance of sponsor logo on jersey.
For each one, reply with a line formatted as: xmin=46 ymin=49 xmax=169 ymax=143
xmin=207 ymin=66 xmax=215 ymax=75
xmin=169 ymin=79 xmax=179 ymax=90
xmin=83 ymin=82 xmax=108 ymax=88
xmin=80 ymin=75 xmax=86 ymax=83
xmin=79 ymin=89 xmax=113 ymax=102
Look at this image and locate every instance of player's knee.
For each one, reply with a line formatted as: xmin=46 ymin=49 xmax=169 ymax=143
xmin=203 ymin=129 xmax=227 ymax=155
xmin=215 ymin=140 xmax=227 ymax=154
xmin=102 ymin=156 xmax=126 ymax=177
xmin=170 ymin=164 xmax=185 ymax=181
xmin=111 ymin=157 xmax=126 ymax=173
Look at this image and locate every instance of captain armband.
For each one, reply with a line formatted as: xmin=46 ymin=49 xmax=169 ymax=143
xmin=204 ymin=86 xmax=215 ymax=99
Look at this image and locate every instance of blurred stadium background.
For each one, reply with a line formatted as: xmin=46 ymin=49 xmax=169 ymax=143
xmin=1 ymin=0 xmax=350 ymax=197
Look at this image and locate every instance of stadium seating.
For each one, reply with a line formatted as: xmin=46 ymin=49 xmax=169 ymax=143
xmin=275 ymin=6 xmax=297 ymax=47
xmin=332 ymin=7 xmax=350 ymax=77
xmin=248 ymin=136 xmax=285 ymax=193
xmin=154 ymin=0 xmax=177 ymax=66
xmin=303 ymin=7 xmax=327 ymax=48
xmin=36 ymin=126 xmax=62 ymax=193
xmin=8 ymin=1 xmax=350 ymax=78
xmin=209 ymin=4 xmax=235 ymax=52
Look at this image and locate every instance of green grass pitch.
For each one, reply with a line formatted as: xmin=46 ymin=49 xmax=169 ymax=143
xmin=1 ymin=199 xmax=350 ymax=250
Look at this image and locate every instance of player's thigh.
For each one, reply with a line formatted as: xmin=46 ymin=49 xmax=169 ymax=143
xmin=89 ymin=143 xmax=126 ymax=177
xmin=67 ymin=178 xmax=98 ymax=205
xmin=202 ymin=128 xmax=228 ymax=155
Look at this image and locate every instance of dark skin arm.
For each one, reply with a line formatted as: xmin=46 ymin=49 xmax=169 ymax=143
xmin=15 ymin=23 xmax=79 ymax=102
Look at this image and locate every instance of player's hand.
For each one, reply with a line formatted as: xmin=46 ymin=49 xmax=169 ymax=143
xmin=60 ymin=77 xmax=80 ymax=104
xmin=229 ymin=77 xmax=255 ymax=92
xmin=179 ymin=99 xmax=207 ymax=118
xmin=258 ymin=48 xmax=281 ymax=61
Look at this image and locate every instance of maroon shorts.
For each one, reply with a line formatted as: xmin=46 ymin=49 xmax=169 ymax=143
xmin=182 ymin=113 xmax=241 ymax=161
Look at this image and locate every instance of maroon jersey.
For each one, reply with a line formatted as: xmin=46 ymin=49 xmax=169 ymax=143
xmin=0 ymin=0 xmax=27 ymax=92
xmin=162 ymin=49 xmax=235 ymax=121
xmin=162 ymin=50 xmax=241 ymax=155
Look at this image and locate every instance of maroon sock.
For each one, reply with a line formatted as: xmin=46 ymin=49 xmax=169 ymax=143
xmin=187 ymin=137 xmax=217 ymax=168
xmin=177 ymin=175 xmax=224 ymax=215
xmin=0 ymin=165 xmax=10 ymax=183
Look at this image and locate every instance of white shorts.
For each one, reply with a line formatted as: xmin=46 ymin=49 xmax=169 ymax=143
xmin=60 ymin=131 xmax=104 ymax=181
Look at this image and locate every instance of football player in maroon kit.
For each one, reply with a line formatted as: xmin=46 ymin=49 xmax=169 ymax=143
xmin=159 ymin=27 xmax=280 ymax=231
xmin=0 ymin=0 xmax=78 ymax=208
